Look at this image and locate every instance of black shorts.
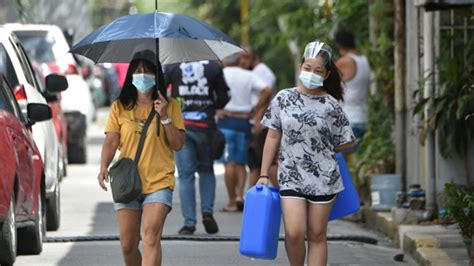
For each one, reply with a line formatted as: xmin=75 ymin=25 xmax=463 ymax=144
xmin=280 ymin=190 xmax=337 ymax=204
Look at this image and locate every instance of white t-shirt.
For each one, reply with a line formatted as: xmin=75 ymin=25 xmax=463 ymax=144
xmin=261 ymin=88 xmax=355 ymax=195
xmin=251 ymin=63 xmax=276 ymax=106
xmin=223 ymin=66 xmax=267 ymax=112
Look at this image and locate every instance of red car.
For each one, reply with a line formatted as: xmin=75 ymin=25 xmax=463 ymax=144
xmin=0 ymin=75 xmax=52 ymax=265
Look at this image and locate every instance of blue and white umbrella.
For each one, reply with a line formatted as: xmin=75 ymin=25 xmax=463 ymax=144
xmin=70 ymin=11 xmax=243 ymax=65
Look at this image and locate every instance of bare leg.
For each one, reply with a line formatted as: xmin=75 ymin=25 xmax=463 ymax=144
xmin=116 ymin=209 xmax=142 ymax=266
xmin=247 ymin=168 xmax=259 ymax=188
xmin=281 ymin=198 xmax=307 ymax=266
xmin=235 ymin=164 xmax=247 ymax=201
xmin=142 ymin=203 xmax=170 ymax=266
xmin=224 ymin=162 xmax=237 ymax=209
xmin=306 ymin=201 xmax=334 ymax=266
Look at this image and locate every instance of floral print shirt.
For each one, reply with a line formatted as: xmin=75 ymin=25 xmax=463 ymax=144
xmin=261 ymin=88 xmax=355 ymax=195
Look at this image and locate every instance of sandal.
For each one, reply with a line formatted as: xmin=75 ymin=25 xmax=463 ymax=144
xmin=220 ymin=206 xmax=239 ymax=212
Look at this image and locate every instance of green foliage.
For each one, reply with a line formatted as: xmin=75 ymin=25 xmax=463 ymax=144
xmin=186 ymin=1 xmax=396 ymax=179
xmin=188 ymin=0 xmax=241 ymax=39
xmin=350 ymin=94 xmax=396 ymax=180
xmin=444 ymin=183 xmax=474 ymax=239
xmin=413 ymin=40 xmax=474 ymax=159
xmin=348 ymin=1 xmax=395 ymax=179
xmin=364 ymin=1 xmax=394 ymax=106
xmin=187 ymin=0 xmax=371 ymax=90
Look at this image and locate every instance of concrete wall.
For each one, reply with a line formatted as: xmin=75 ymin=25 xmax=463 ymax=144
xmin=405 ymin=0 xmax=474 ymax=197
xmin=0 ymin=0 xmax=20 ymax=23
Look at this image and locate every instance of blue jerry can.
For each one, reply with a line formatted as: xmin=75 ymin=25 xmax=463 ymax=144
xmin=239 ymin=184 xmax=281 ymax=260
xmin=329 ymin=152 xmax=360 ymax=221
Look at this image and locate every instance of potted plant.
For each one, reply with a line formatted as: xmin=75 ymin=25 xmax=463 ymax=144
xmin=443 ymin=183 xmax=474 ymax=257
xmin=413 ymin=40 xmax=474 ymax=183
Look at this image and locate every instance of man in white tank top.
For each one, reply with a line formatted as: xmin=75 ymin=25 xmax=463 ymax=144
xmin=335 ymin=31 xmax=371 ymax=141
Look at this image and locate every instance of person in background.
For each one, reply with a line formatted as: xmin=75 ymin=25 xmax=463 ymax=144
xmin=335 ymin=30 xmax=371 ymax=142
xmin=258 ymin=41 xmax=355 ymax=266
xmin=239 ymin=47 xmax=278 ymax=188
xmin=164 ymin=60 xmax=230 ymax=235
xmin=219 ymin=52 xmax=271 ymax=212
xmin=335 ymin=30 xmax=372 ymax=203
xmin=98 ymin=53 xmax=185 ymax=266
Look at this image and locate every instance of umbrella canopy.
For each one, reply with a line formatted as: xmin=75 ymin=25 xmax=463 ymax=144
xmin=70 ymin=12 xmax=243 ymax=65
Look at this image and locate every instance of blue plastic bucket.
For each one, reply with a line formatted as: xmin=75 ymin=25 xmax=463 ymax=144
xmin=239 ymin=185 xmax=281 ymax=260
xmin=370 ymin=174 xmax=401 ymax=211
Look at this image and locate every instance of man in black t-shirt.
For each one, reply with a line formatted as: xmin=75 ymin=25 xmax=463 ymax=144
xmin=164 ymin=60 xmax=230 ymax=235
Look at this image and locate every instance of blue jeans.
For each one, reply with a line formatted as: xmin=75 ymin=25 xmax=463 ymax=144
xmin=175 ymin=129 xmax=216 ymax=227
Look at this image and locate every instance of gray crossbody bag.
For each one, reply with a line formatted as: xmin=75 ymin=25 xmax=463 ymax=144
xmin=109 ymin=109 xmax=155 ymax=203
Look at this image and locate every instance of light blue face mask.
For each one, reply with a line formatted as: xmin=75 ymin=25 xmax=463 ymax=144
xmin=132 ymin=73 xmax=156 ymax=93
xmin=299 ymin=71 xmax=324 ymax=90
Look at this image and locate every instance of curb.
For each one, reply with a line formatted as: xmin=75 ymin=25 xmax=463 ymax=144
xmin=362 ymin=207 xmax=470 ymax=266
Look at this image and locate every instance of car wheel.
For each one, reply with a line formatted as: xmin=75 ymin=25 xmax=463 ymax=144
xmin=46 ymin=184 xmax=60 ymax=231
xmin=0 ymin=196 xmax=17 ymax=265
xmin=68 ymin=140 xmax=87 ymax=164
xmin=17 ymin=191 xmax=43 ymax=255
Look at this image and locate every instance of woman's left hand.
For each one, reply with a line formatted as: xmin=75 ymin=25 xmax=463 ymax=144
xmin=154 ymin=92 xmax=168 ymax=117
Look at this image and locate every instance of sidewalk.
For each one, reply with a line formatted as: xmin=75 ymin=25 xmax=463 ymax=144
xmin=363 ymin=208 xmax=471 ymax=265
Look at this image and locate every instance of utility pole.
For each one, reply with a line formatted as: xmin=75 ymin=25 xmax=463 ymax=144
xmin=240 ymin=0 xmax=249 ymax=46
xmin=394 ymin=0 xmax=406 ymax=190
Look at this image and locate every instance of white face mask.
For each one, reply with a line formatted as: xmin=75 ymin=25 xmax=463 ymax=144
xmin=299 ymin=71 xmax=324 ymax=90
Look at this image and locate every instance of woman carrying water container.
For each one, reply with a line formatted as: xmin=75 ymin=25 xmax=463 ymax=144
xmin=257 ymin=41 xmax=355 ymax=266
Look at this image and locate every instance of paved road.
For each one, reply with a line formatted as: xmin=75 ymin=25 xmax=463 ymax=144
xmin=14 ymin=108 xmax=417 ymax=265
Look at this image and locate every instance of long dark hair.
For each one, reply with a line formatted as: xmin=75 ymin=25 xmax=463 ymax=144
xmin=300 ymin=48 xmax=344 ymax=102
xmin=118 ymin=57 xmax=166 ymax=110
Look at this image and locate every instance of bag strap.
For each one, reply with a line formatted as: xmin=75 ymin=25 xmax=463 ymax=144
xmin=134 ymin=109 xmax=156 ymax=163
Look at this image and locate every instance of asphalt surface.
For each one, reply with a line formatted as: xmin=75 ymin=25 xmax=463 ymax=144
xmin=13 ymin=108 xmax=417 ymax=265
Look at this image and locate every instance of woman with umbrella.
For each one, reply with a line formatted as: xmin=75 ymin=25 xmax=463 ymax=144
xmin=97 ymin=51 xmax=185 ymax=265
xmin=72 ymin=6 xmax=243 ymax=265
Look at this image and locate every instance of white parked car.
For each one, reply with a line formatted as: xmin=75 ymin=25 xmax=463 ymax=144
xmin=0 ymin=27 xmax=64 ymax=230
xmin=4 ymin=23 xmax=95 ymax=164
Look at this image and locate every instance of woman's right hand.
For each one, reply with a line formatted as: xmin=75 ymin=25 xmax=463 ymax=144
xmin=256 ymin=176 xmax=270 ymax=186
xmin=98 ymin=168 xmax=109 ymax=191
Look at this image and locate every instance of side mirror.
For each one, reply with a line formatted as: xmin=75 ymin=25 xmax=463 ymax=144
xmin=45 ymin=74 xmax=68 ymax=94
xmin=27 ymin=103 xmax=52 ymax=125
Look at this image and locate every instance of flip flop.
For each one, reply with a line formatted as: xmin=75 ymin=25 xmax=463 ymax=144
xmin=220 ymin=206 xmax=239 ymax=212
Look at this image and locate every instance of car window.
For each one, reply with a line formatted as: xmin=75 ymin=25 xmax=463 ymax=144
xmin=0 ymin=44 xmax=20 ymax=87
xmin=14 ymin=31 xmax=56 ymax=65
xmin=0 ymin=77 xmax=22 ymax=119
xmin=10 ymin=39 xmax=36 ymax=86
xmin=18 ymin=44 xmax=45 ymax=93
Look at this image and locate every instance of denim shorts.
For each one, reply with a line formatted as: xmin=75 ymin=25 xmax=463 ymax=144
xmin=351 ymin=123 xmax=368 ymax=140
xmin=113 ymin=188 xmax=173 ymax=211
xmin=220 ymin=128 xmax=250 ymax=165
